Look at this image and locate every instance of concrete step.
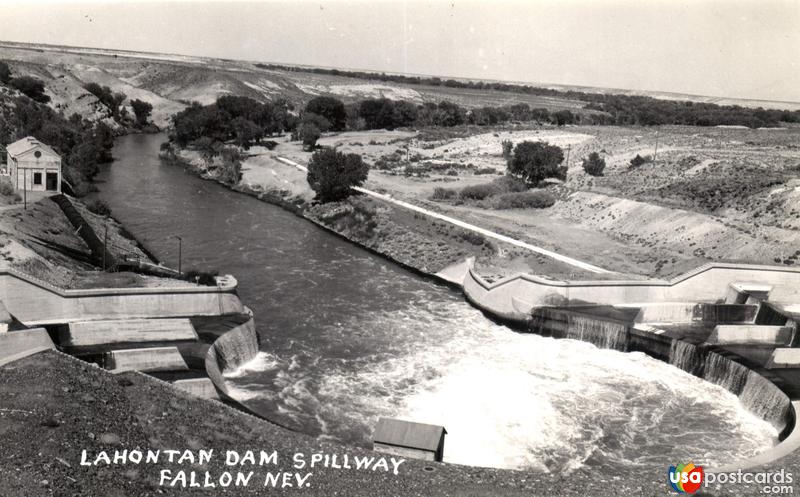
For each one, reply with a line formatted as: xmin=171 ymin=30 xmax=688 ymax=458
xmin=172 ymin=378 xmax=220 ymax=400
xmin=0 ymin=328 xmax=54 ymax=367
xmin=725 ymin=282 xmax=772 ymax=304
xmin=765 ymin=348 xmax=800 ymax=370
xmin=104 ymin=346 xmax=188 ymax=373
xmin=61 ymin=318 xmax=197 ymax=348
xmin=707 ymin=325 xmax=793 ymax=346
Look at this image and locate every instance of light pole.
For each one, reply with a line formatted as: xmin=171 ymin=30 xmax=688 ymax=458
xmin=103 ymin=223 xmax=108 ymax=271
xmin=653 ymin=130 xmax=660 ymax=162
xmin=173 ymin=235 xmax=182 ymax=274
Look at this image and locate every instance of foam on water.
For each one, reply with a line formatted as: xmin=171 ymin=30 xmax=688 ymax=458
xmin=228 ymin=299 xmax=778 ymax=473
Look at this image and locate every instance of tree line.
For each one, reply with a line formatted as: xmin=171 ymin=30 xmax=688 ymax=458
xmin=255 ymin=63 xmax=800 ymax=128
xmin=171 ymin=94 xmax=584 ymax=155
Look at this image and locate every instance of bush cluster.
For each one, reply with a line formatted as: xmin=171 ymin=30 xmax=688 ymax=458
xmin=86 ymin=199 xmax=111 ymax=217
xmin=491 ymin=190 xmax=555 ymax=209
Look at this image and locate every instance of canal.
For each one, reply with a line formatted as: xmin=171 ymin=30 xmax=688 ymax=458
xmin=90 ymin=133 xmax=777 ymax=472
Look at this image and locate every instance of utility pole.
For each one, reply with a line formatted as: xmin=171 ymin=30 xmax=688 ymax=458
xmin=173 ymin=235 xmax=183 ymax=274
xmin=653 ymin=130 xmax=659 ymax=162
xmin=23 ymin=169 xmax=27 ymax=210
xmin=103 ymin=224 xmax=108 ymax=271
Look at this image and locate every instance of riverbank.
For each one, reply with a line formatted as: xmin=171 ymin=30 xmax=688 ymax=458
xmin=160 ymin=142 xmax=603 ymax=282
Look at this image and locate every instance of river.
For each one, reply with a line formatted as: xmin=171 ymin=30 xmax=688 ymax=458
xmin=90 ymin=133 xmax=777 ymax=473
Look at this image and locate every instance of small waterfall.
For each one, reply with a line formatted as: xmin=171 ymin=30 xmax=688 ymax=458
xmin=703 ymin=352 xmax=750 ymax=395
xmin=213 ymin=321 xmax=260 ymax=373
xmin=740 ymin=371 xmax=792 ymax=433
xmin=565 ymin=314 xmax=629 ymax=352
xmin=669 ymin=340 xmax=704 ymax=376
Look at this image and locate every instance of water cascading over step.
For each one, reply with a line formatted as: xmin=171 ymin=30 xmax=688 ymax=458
xmin=565 ymin=314 xmax=629 ymax=351
xmin=211 ymin=320 xmax=260 ymax=372
xmin=530 ymin=307 xmax=632 ymax=352
xmin=703 ymin=351 xmax=752 ymax=395
xmin=739 ymin=371 xmax=792 ymax=432
xmin=669 ymin=340 xmax=704 ymax=376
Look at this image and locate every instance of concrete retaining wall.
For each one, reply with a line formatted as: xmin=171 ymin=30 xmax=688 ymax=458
xmin=0 ymin=269 xmax=243 ymax=325
xmin=465 ymin=262 xmax=800 ymax=319
xmin=62 ymin=318 xmax=198 ymax=347
xmin=0 ymin=328 xmax=55 ymax=367
xmin=105 ymin=346 xmax=188 ymax=373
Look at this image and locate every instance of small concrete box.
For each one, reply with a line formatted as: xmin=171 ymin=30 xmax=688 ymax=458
xmin=725 ymin=282 xmax=772 ymax=305
xmin=372 ymin=418 xmax=447 ymax=462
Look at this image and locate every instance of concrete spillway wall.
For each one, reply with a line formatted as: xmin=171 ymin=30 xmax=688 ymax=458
xmin=0 ymin=269 xmax=243 ymax=325
xmin=464 ymin=261 xmax=800 ymax=470
xmin=529 ymin=306 xmax=794 ymax=466
xmin=205 ymin=315 xmax=259 ymax=398
xmin=465 ymin=262 xmax=800 ymax=320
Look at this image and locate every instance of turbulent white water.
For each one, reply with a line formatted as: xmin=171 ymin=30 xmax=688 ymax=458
xmin=225 ymin=299 xmax=777 ymax=473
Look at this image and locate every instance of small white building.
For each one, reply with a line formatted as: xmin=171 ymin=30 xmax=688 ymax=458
xmin=5 ymin=136 xmax=62 ymax=194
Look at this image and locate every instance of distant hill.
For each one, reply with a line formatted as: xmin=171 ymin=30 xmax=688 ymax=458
xmin=1 ymin=39 xmax=797 ymax=129
xmin=0 ymin=40 xmax=591 ymax=127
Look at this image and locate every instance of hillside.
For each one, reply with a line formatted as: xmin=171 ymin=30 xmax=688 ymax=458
xmin=0 ymin=41 xmax=594 ymax=128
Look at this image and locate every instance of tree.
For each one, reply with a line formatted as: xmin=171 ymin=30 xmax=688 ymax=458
xmin=84 ymin=82 xmax=125 ymax=118
xmin=501 ymin=140 xmax=513 ymax=159
xmin=230 ymin=117 xmax=262 ymax=149
xmin=307 ymin=148 xmax=369 ymax=202
xmin=507 ymin=141 xmax=566 ymax=186
xmin=130 ymin=99 xmax=153 ymax=127
xmin=10 ymin=76 xmax=50 ymax=103
xmin=305 ymin=96 xmax=346 ymax=131
xmin=582 ymin=152 xmax=606 ymax=176
xmin=0 ymin=61 xmax=11 ymax=84
xmin=551 ymin=110 xmax=576 ymax=126
xmin=298 ymin=123 xmax=321 ymax=151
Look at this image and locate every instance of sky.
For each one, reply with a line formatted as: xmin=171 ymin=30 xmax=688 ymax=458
xmin=0 ymin=0 xmax=797 ymax=103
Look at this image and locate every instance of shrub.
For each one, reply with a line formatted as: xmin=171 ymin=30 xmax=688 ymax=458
xmin=474 ymin=167 xmax=496 ymax=175
xmin=0 ymin=61 xmax=11 ymax=84
xmin=0 ymin=181 xmax=14 ymax=196
xmin=10 ymin=76 xmax=50 ymax=103
xmin=185 ymin=268 xmax=219 ymax=286
xmin=507 ymin=141 xmax=566 ymax=186
xmin=431 ymin=187 xmax=458 ymax=200
xmin=84 ymin=82 xmax=125 ymax=118
xmin=582 ymin=152 xmax=606 ymax=176
xmin=491 ymin=175 xmax=528 ymax=193
xmin=218 ymin=147 xmax=243 ymax=185
xmin=491 ymin=190 xmax=556 ymax=209
xmin=86 ymin=199 xmax=111 ymax=216
xmin=307 ymin=148 xmax=369 ymax=202
xmin=501 ymin=139 xmax=513 ymax=159
xmin=459 ymin=183 xmax=500 ymax=200
xmin=298 ymin=123 xmax=321 ymax=150
xmin=130 ymin=99 xmax=153 ymax=127
xmin=629 ymin=154 xmax=651 ymax=169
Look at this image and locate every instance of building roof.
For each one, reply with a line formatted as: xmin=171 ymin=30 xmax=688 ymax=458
xmin=373 ymin=418 xmax=446 ymax=452
xmin=6 ymin=136 xmax=60 ymax=159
